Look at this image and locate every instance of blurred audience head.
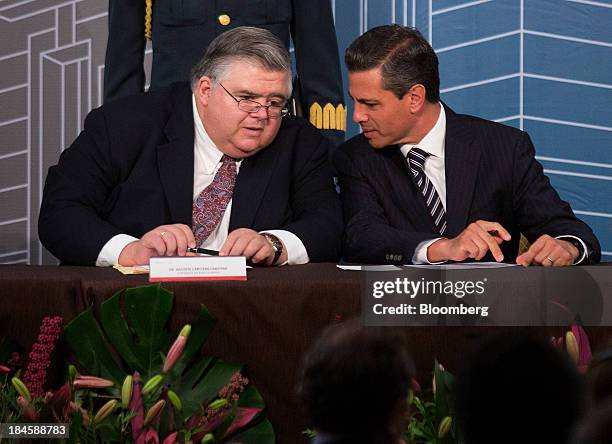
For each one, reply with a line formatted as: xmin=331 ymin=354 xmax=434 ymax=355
xmin=571 ymin=398 xmax=612 ymax=444
xmin=299 ymin=320 xmax=414 ymax=443
xmin=585 ymin=349 xmax=612 ymax=406
xmin=455 ymin=335 xmax=585 ymax=444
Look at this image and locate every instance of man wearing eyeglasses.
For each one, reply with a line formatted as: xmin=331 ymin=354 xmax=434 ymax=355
xmin=39 ymin=27 xmax=343 ymax=267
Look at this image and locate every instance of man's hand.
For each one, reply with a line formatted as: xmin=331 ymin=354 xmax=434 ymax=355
xmin=516 ymin=235 xmax=578 ymax=267
xmin=118 ymin=224 xmax=196 ymax=266
xmin=427 ymin=220 xmax=512 ymax=263
xmin=220 ymin=228 xmax=288 ymax=266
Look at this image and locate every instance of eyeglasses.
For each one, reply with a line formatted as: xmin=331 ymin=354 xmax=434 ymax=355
xmin=219 ymin=83 xmax=289 ymax=119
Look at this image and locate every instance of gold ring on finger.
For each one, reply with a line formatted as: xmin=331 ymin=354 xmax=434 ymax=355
xmin=546 ymin=256 xmax=554 ymax=264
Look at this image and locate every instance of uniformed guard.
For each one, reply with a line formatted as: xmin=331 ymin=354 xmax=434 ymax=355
xmin=104 ymin=0 xmax=346 ymax=145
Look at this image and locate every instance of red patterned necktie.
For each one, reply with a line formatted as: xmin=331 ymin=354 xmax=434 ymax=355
xmin=192 ymin=154 xmax=237 ymax=247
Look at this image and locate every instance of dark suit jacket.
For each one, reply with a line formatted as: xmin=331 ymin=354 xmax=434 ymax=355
xmin=333 ymin=106 xmax=601 ymax=265
xmin=103 ymin=0 xmax=345 ymax=145
xmin=39 ymin=83 xmax=343 ymax=266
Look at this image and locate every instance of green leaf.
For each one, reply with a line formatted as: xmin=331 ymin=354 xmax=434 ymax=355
xmin=172 ymin=305 xmax=217 ymax=375
xmin=237 ymin=384 xmax=265 ymax=409
xmin=100 ymin=284 xmax=173 ymax=379
xmin=179 ymin=360 xmax=242 ymax=417
xmin=63 ymin=308 xmax=125 ymax=382
xmin=230 ymin=418 xmax=275 ymax=444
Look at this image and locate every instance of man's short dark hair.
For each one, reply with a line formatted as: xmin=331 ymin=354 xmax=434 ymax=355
xmin=345 ymin=24 xmax=440 ymax=102
xmin=299 ymin=320 xmax=414 ymax=441
xmin=455 ymin=335 xmax=585 ymax=444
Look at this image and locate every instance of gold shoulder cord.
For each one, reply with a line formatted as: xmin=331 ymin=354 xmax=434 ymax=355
xmin=145 ymin=0 xmax=153 ymax=39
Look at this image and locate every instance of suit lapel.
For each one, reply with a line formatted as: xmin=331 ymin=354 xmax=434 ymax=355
xmin=387 ymin=146 xmax=438 ymax=233
xmin=229 ymin=143 xmax=279 ymax=230
xmin=157 ymin=86 xmax=195 ymax=226
xmin=444 ymin=106 xmax=481 ymax=237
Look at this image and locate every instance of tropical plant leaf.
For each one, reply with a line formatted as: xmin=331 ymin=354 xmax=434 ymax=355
xmin=171 ymin=305 xmax=217 ymax=376
xmin=224 ymin=407 xmax=262 ymax=437
xmin=177 ymin=359 xmax=242 ymax=417
xmin=63 ymin=308 xmax=125 ymax=382
xmin=99 ymin=291 xmax=146 ymax=375
xmin=237 ymin=384 xmax=265 ymax=409
xmin=230 ymin=417 xmax=275 ymax=444
xmin=100 ymin=284 xmax=173 ymax=379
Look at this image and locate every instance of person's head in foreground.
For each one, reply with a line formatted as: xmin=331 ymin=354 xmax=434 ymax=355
xmin=300 ymin=320 xmax=414 ymax=444
xmin=455 ymin=335 xmax=585 ymax=444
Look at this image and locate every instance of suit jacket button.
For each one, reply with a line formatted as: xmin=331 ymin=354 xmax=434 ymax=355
xmin=218 ymin=14 xmax=231 ymax=26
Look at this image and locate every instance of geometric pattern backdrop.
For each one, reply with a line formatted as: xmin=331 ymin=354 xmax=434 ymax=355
xmin=1 ymin=0 xmax=610 ymax=264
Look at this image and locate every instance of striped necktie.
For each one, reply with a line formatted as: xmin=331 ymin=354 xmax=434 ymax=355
xmin=407 ymin=147 xmax=447 ymax=235
xmin=192 ymin=154 xmax=237 ymax=247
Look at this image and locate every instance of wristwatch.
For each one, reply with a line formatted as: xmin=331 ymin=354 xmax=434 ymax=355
xmin=262 ymin=233 xmax=283 ymax=265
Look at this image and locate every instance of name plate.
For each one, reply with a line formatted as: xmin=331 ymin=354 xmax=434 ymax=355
xmin=149 ymin=256 xmax=247 ymax=282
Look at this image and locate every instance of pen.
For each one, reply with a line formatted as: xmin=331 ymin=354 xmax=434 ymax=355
xmin=187 ymin=247 xmax=219 ymax=256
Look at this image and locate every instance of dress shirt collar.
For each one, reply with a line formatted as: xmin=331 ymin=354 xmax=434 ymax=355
xmin=400 ymin=103 xmax=446 ymax=159
xmin=192 ymin=94 xmax=227 ymax=174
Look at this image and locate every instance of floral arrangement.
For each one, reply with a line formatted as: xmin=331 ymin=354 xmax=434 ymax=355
xmin=404 ymin=361 xmax=458 ymax=444
xmin=1 ymin=284 xmax=274 ymax=443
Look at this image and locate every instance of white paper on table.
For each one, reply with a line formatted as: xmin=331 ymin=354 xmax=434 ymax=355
xmin=405 ymin=262 xmax=518 ymax=270
xmin=336 ymin=264 xmax=404 ymax=271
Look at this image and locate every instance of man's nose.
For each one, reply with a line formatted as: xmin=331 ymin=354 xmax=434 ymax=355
xmin=252 ymin=105 xmax=270 ymax=120
xmin=353 ymin=104 xmax=367 ymax=123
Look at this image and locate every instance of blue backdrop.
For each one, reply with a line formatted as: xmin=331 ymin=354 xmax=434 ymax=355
xmin=325 ymin=0 xmax=612 ymax=260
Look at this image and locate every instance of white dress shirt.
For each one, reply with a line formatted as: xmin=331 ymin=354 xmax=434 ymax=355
xmin=402 ymin=104 xmax=586 ymax=265
xmin=96 ymin=95 xmax=309 ymax=266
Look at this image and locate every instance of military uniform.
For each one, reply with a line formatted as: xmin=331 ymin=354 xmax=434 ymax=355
xmin=104 ymin=0 xmax=346 ymax=145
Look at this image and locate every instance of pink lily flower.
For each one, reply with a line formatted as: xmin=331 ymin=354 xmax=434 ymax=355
xmin=73 ymin=375 xmax=114 ymax=389
xmin=163 ymin=325 xmax=191 ymax=374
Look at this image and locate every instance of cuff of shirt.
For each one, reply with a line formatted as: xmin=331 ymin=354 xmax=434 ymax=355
xmin=412 ymin=238 xmax=447 ymax=264
xmin=555 ymin=235 xmax=587 ymax=265
xmin=260 ymin=230 xmax=309 ymax=266
xmin=96 ymin=234 xmax=139 ymax=267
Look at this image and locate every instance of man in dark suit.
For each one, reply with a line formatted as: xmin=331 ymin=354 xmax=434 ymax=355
xmin=103 ymin=0 xmax=346 ymax=146
xmin=39 ymin=27 xmax=342 ymax=267
xmin=334 ymin=25 xmax=600 ymax=266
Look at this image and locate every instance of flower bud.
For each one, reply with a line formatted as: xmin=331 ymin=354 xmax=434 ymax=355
xmin=121 ymin=375 xmax=133 ymax=408
xmin=94 ymin=399 xmax=118 ymax=424
xmin=73 ymin=375 xmax=114 ymax=389
xmin=167 ymin=390 xmax=182 ymax=411
xmin=0 ymin=365 xmax=10 ymax=373
xmin=16 ymin=395 xmax=39 ymax=421
xmin=179 ymin=324 xmax=191 ymax=338
xmin=162 ymin=432 xmax=179 ymax=444
xmin=12 ymin=377 xmax=31 ymax=402
xmin=208 ymin=398 xmax=228 ymax=410
xmin=201 ymin=434 xmax=215 ymax=443
xmin=68 ymin=365 xmax=78 ymax=380
xmin=144 ymin=399 xmax=166 ymax=426
xmin=438 ymin=416 xmax=452 ymax=439
xmin=565 ymin=331 xmax=579 ymax=365
xmin=141 ymin=374 xmax=164 ymax=396
xmin=163 ymin=325 xmax=191 ymax=374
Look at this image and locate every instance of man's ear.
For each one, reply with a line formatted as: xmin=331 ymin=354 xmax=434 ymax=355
xmin=195 ymin=76 xmax=214 ymax=107
xmin=406 ymin=84 xmax=427 ymax=113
